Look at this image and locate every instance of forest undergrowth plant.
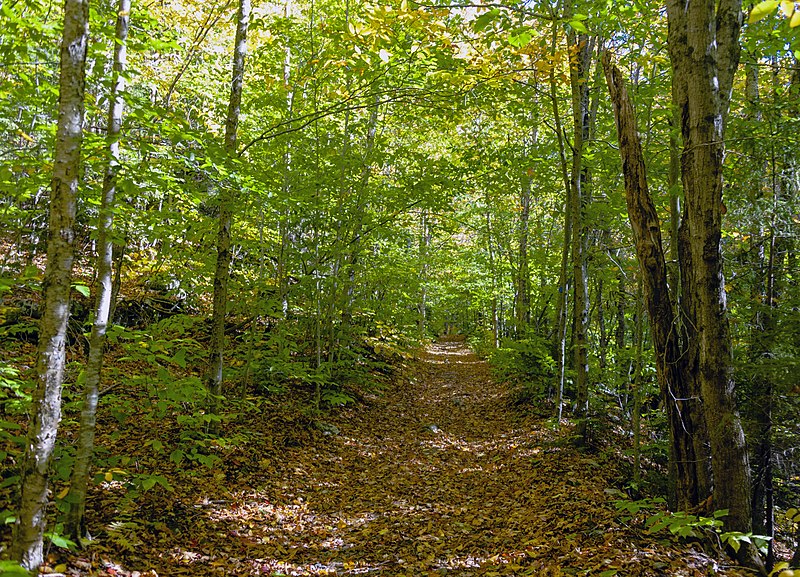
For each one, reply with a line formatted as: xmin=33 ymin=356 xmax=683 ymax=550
xmin=248 ymin=316 xmax=401 ymax=411
xmin=0 ymin=363 xmax=30 ymax=417
xmin=783 ymin=507 xmax=800 ymax=568
xmin=0 ymin=560 xmax=28 ymax=575
xmin=613 ymin=495 xmax=771 ymax=556
xmin=488 ymin=336 xmax=555 ymax=410
xmin=466 ymin=329 xmax=495 ymax=358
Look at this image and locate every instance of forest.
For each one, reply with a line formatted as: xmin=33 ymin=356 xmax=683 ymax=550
xmin=1 ymin=0 xmax=799 ymax=574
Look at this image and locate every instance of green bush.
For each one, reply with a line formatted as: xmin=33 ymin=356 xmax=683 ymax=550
xmin=489 ymin=336 xmax=555 ymax=405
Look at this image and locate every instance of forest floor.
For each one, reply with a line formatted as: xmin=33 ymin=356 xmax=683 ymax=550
xmin=6 ymin=339 xmax=754 ymax=576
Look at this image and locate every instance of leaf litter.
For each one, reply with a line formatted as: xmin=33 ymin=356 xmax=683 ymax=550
xmin=6 ymin=341 xmax=752 ymax=576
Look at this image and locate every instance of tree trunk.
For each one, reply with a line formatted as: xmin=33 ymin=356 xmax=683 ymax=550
xmin=549 ymin=14 xmax=572 ymax=425
xmin=65 ymin=0 xmax=130 ymax=539
xmin=632 ymin=280 xmax=644 ymax=488
xmin=596 ymin=276 xmax=607 ymax=372
xmin=418 ymin=210 xmax=430 ymax=341
xmin=566 ymin=15 xmax=593 ymax=444
xmin=486 ymin=207 xmax=499 ymax=349
xmin=515 ymin=170 xmax=531 ymax=338
xmin=744 ymin=54 xmax=770 ymax=539
xmin=277 ymin=0 xmax=294 ymax=321
xmin=208 ymin=0 xmax=251 ymax=414
xmin=667 ymin=90 xmax=681 ymax=304
xmin=12 ymin=0 xmax=89 ymax=569
xmin=614 ymin=268 xmax=626 ymax=385
xmin=665 ymin=2 xmax=756 ymax=552
xmin=603 ymin=53 xmax=704 ymax=513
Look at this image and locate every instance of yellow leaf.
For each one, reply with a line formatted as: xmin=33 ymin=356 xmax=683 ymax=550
xmin=16 ymin=129 xmax=35 ymax=143
xmin=54 ymin=564 xmax=68 ymax=573
xmin=791 ymin=7 xmax=800 ymax=25
xmin=56 ymin=486 xmax=70 ymax=500
xmin=105 ymin=471 xmax=114 ymax=481
xmin=781 ymin=0 xmax=795 ymax=15
xmin=748 ymin=0 xmax=779 ymax=23
xmin=771 ymin=563 xmax=790 ymax=576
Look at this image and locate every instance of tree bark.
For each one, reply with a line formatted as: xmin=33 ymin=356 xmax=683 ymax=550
xmin=665 ymin=1 xmax=755 ymax=548
xmin=566 ymin=14 xmax=593 ymax=444
xmin=65 ymin=0 xmax=130 ymax=539
xmin=485 ymin=205 xmax=499 ymax=349
xmin=550 ymin=26 xmax=572 ymax=425
xmin=418 ymin=210 xmax=430 ymax=341
xmin=208 ymin=0 xmax=251 ymax=413
xmin=632 ymin=280 xmax=644 ymax=488
xmin=12 ymin=0 xmax=89 ymax=569
xmin=515 ymin=169 xmax=531 ymax=338
xmin=614 ymin=267 xmax=626 ymax=384
xmin=603 ymin=53 xmax=705 ymax=512
xmin=277 ymin=0 xmax=295 ymax=320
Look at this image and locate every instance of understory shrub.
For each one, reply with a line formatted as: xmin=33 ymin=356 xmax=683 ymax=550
xmin=488 ymin=336 xmax=555 ymax=406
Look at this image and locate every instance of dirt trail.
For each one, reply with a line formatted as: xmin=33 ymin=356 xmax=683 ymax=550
xmin=143 ymin=341 xmax=745 ymax=576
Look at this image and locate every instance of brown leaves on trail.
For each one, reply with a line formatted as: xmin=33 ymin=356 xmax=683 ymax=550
xmin=29 ymin=341 xmax=750 ymax=576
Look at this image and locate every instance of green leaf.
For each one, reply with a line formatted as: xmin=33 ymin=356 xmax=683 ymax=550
xmin=728 ymin=537 xmax=741 ymax=552
xmin=157 ymin=366 xmax=171 ymax=382
xmin=748 ymin=0 xmax=779 ymax=23
xmin=46 ymin=531 xmax=77 ymax=550
xmin=771 ymin=562 xmax=791 ymax=576
xmin=0 ymin=476 xmax=20 ymax=489
xmin=569 ymin=20 xmax=588 ymax=33
xmin=171 ymin=348 xmax=187 ymax=368
xmin=0 ymin=560 xmax=30 ymax=575
xmin=473 ymin=8 xmax=500 ymax=32
xmin=170 ymin=449 xmax=184 ymax=465
xmin=72 ymin=284 xmax=91 ymax=297
xmin=0 ymin=419 xmax=21 ymax=430
xmin=508 ymin=30 xmax=532 ymax=47
xmin=147 ymin=438 xmax=164 ymax=452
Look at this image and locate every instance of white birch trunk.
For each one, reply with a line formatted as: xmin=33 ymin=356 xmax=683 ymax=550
xmin=12 ymin=0 xmax=89 ymax=569
xmin=65 ymin=0 xmax=130 ymax=539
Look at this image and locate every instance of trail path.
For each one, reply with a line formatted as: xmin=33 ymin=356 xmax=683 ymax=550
xmin=141 ymin=341 xmax=744 ymax=576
